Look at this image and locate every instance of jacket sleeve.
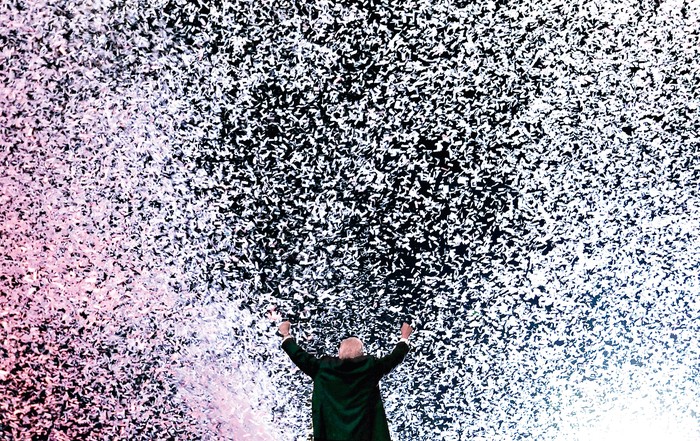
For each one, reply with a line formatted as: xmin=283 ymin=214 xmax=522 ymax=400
xmin=281 ymin=338 xmax=321 ymax=379
xmin=375 ymin=341 xmax=410 ymax=377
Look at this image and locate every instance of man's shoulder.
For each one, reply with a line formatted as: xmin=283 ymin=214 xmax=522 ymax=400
xmin=319 ymin=354 xmax=372 ymax=362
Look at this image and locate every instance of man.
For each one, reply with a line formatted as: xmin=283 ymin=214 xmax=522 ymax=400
xmin=279 ymin=321 xmax=413 ymax=441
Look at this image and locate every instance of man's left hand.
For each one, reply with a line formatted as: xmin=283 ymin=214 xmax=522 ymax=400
xmin=279 ymin=321 xmax=291 ymax=337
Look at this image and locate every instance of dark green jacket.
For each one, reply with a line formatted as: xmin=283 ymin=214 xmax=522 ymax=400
xmin=282 ymin=338 xmax=410 ymax=441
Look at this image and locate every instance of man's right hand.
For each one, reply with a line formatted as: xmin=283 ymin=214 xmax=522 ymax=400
xmin=401 ymin=322 xmax=413 ymax=339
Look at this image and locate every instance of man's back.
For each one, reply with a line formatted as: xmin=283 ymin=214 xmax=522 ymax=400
xmin=281 ymin=334 xmax=410 ymax=441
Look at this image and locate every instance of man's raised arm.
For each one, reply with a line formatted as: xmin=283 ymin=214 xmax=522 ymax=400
xmin=376 ymin=322 xmax=413 ymax=376
xmin=279 ymin=321 xmax=321 ymax=379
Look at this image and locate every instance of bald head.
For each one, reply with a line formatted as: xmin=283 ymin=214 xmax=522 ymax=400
xmin=338 ymin=337 xmax=364 ymax=359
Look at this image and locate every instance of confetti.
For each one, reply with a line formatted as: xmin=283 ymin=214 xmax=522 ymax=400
xmin=1 ymin=0 xmax=700 ymax=440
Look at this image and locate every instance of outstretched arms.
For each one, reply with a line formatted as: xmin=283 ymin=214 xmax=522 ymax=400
xmin=278 ymin=320 xmax=413 ymax=378
xmin=279 ymin=321 xmax=321 ymax=378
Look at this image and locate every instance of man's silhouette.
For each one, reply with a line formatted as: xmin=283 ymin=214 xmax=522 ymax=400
xmin=279 ymin=321 xmax=413 ymax=441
